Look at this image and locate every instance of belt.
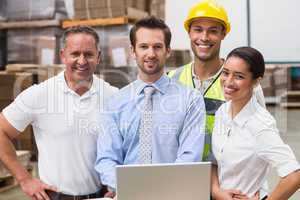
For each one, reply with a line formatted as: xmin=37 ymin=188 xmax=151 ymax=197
xmin=46 ymin=187 xmax=107 ymax=200
xmin=261 ymin=195 xmax=268 ymax=200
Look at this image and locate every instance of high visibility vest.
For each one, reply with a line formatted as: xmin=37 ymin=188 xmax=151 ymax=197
xmin=168 ymin=62 xmax=225 ymax=161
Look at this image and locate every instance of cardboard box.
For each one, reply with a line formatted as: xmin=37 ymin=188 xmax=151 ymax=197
xmin=98 ymin=66 xmax=138 ymax=88
xmin=0 ymin=71 xmax=34 ymax=112
xmin=0 ymin=72 xmax=33 ymax=101
xmin=73 ymin=0 xmax=148 ymax=19
xmin=0 ymin=100 xmax=12 ymax=112
xmin=261 ymin=65 xmax=276 ymax=97
xmin=271 ymin=64 xmax=300 ymax=92
xmin=5 ymin=64 xmax=65 ymax=84
xmin=150 ymin=0 xmax=165 ymax=19
xmin=273 ymin=65 xmax=290 ymax=89
xmin=166 ymin=50 xmax=192 ymax=68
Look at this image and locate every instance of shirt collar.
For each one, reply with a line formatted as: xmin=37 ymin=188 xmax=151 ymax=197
xmin=192 ymin=61 xmax=224 ymax=81
xmin=231 ymin=95 xmax=258 ymax=128
xmin=135 ymin=74 xmax=169 ymax=96
xmin=57 ymin=71 xmax=97 ymax=95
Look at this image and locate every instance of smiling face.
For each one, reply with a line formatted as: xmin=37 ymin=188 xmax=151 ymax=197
xmin=60 ymin=33 xmax=100 ymax=85
xmin=132 ymin=27 xmax=171 ymax=83
xmin=221 ymin=56 xmax=257 ymax=104
xmin=189 ymin=18 xmax=225 ymax=62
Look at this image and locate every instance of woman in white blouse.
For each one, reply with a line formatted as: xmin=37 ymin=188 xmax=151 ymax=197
xmin=211 ymin=47 xmax=300 ymax=200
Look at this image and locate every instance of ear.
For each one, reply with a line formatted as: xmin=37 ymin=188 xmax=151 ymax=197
xmin=221 ymin=30 xmax=226 ymax=40
xmin=60 ymin=49 xmax=66 ymax=64
xmin=130 ymin=45 xmax=136 ymax=59
xmin=166 ymin=47 xmax=171 ymax=59
xmin=253 ymin=77 xmax=262 ymax=87
xmin=97 ymin=50 xmax=101 ymax=64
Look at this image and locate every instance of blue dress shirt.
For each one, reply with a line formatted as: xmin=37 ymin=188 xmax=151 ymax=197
xmin=95 ymin=74 xmax=206 ymax=189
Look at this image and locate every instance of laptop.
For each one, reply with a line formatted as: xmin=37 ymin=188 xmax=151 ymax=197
xmin=116 ymin=162 xmax=211 ymax=200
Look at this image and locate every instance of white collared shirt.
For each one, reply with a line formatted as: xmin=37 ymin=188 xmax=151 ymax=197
xmin=212 ymin=95 xmax=300 ymax=197
xmin=3 ymin=71 xmax=118 ymax=195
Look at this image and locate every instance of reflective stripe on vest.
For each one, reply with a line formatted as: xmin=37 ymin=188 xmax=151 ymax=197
xmin=168 ymin=62 xmax=225 ymax=161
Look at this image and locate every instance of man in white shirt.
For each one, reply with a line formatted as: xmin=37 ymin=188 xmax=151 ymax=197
xmin=0 ymin=26 xmax=118 ymax=200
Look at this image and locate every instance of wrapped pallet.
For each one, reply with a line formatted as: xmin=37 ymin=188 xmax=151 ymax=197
xmin=6 ymin=0 xmax=67 ymax=21
xmin=7 ymin=27 xmax=62 ymax=65
xmin=95 ymin=24 xmax=136 ymax=69
xmin=0 ymin=0 xmax=6 ymax=21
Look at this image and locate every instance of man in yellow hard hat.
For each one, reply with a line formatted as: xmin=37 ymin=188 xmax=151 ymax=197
xmin=168 ymin=0 xmax=265 ymax=161
xmin=168 ymin=0 xmax=266 ymax=199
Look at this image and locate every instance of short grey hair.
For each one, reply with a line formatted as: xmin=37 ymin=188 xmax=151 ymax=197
xmin=61 ymin=25 xmax=100 ymax=49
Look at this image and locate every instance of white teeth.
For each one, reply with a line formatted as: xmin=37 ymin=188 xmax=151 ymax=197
xmin=197 ymin=44 xmax=210 ymax=48
xmin=77 ymin=68 xmax=87 ymax=71
xmin=145 ymin=61 xmax=155 ymax=64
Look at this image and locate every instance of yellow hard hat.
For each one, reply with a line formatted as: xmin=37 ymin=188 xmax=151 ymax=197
xmin=184 ymin=0 xmax=231 ymax=34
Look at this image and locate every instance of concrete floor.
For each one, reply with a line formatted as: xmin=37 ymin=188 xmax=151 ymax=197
xmin=0 ymin=106 xmax=299 ymax=200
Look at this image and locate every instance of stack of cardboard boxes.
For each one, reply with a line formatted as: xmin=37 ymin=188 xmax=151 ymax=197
xmin=150 ymin=0 xmax=165 ymax=20
xmin=0 ymin=71 xmax=38 ymax=159
xmin=273 ymin=65 xmax=300 ymax=94
xmin=261 ymin=65 xmax=276 ymax=98
xmin=0 ymin=71 xmax=33 ymax=111
xmin=73 ymin=0 xmax=148 ymax=19
xmin=261 ymin=64 xmax=300 ymax=106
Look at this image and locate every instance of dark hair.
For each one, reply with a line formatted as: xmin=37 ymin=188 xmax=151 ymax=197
xmin=61 ymin=25 xmax=100 ymax=49
xmin=130 ymin=16 xmax=172 ymax=48
xmin=226 ymin=46 xmax=265 ymax=79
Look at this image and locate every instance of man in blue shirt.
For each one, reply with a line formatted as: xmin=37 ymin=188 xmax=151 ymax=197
xmin=95 ymin=16 xmax=206 ymax=198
